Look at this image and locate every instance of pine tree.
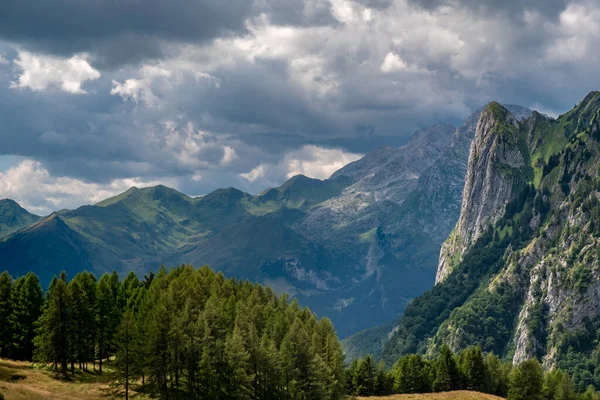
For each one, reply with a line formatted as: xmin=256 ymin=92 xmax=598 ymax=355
xmin=433 ymin=344 xmax=459 ymax=392
xmin=484 ymin=352 xmax=509 ymax=396
xmin=225 ymin=325 xmax=252 ymax=400
xmin=10 ymin=272 xmax=43 ymax=360
xmin=114 ymin=311 xmax=137 ymax=400
xmin=0 ymin=272 xmax=13 ymax=358
xmin=120 ymin=272 xmax=140 ymax=310
xmin=393 ymin=354 xmax=429 ymax=394
xmin=34 ymin=272 xmax=71 ymax=372
xmin=508 ymin=359 xmax=544 ymax=400
xmin=75 ymin=272 xmax=97 ymax=370
xmin=68 ymin=279 xmax=85 ymax=371
xmin=459 ymin=346 xmax=486 ymax=392
xmin=580 ymin=386 xmax=600 ymax=400
xmin=374 ymin=361 xmax=394 ymax=395
xmin=97 ymin=273 xmax=120 ymax=373
xmin=555 ymin=371 xmax=577 ymax=400
xmin=354 ymin=355 xmax=376 ymax=395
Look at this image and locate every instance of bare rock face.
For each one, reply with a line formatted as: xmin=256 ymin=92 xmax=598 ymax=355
xmin=436 ymin=103 xmax=526 ymax=283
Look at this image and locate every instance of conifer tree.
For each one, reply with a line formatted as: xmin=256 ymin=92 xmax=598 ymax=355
xmin=484 ymin=352 xmax=509 ymax=397
xmin=508 ymin=359 xmax=544 ymax=400
xmin=225 ymin=325 xmax=252 ymax=400
xmin=10 ymin=272 xmax=43 ymax=360
xmin=354 ymin=355 xmax=376 ymax=395
xmin=67 ymin=279 xmax=85 ymax=371
xmin=0 ymin=272 xmax=13 ymax=358
xmin=80 ymin=272 xmax=98 ymax=370
xmin=393 ymin=354 xmax=429 ymax=394
xmin=34 ymin=272 xmax=71 ymax=372
xmin=433 ymin=345 xmax=459 ymax=392
xmin=114 ymin=311 xmax=137 ymax=400
xmin=459 ymin=346 xmax=486 ymax=391
xmin=97 ymin=273 xmax=119 ymax=372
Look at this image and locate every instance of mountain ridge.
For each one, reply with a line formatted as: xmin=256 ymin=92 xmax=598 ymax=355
xmin=379 ymin=91 xmax=600 ymax=389
xmin=0 ymin=103 xmax=531 ymax=340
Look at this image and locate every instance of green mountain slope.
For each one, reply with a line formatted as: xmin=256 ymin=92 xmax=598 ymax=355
xmin=0 ymin=213 xmax=92 ymax=284
xmin=0 ymin=199 xmax=40 ymax=238
xmin=0 ymin=108 xmax=527 ymax=339
xmin=381 ymin=91 xmax=600 ymax=389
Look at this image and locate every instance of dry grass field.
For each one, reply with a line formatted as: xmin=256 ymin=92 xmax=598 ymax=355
xmin=0 ymin=361 xmax=503 ymax=400
xmin=0 ymin=358 xmax=141 ymax=400
xmin=357 ymin=391 xmax=504 ymax=400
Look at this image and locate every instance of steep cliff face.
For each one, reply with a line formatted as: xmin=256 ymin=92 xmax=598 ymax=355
xmin=437 ymin=104 xmax=534 ymax=283
xmin=382 ymin=91 xmax=600 ymax=389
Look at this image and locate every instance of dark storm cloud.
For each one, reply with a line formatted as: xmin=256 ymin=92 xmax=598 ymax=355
xmin=408 ymin=0 xmax=570 ymax=18
xmin=0 ymin=0 xmax=253 ymax=68
xmin=353 ymin=0 xmax=394 ymax=10
xmin=1 ymin=0 xmax=600 ymax=213
xmin=254 ymin=0 xmax=340 ymax=26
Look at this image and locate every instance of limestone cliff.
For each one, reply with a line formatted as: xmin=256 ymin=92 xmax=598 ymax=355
xmin=383 ymin=91 xmax=600 ymax=390
xmin=437 ymin=103 xmax=530 ymax=283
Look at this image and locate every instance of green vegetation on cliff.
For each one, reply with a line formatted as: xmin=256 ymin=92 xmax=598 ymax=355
xmin=381 ymin=91 xmax=600 ymax=391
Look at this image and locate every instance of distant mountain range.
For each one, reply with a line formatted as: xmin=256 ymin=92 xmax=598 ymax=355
xmin=0 ymin=104 xmax=531 ymax=339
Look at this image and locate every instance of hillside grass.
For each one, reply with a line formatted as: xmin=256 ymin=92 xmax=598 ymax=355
xmin=357 ymin=391 xmax=504 ymax=399
xmin=0 ymin=358 xmax=147 ymax=400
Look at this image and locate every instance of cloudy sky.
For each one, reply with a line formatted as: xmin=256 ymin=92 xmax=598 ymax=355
xmin=0 ymin=0 xmax=599 ymax=214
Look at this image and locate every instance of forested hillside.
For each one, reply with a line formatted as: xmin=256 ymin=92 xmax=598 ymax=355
xmin=0 ymin=266 xmax=345 ymax=400
xmin=381 ymin=91 xmax=600 ymax=391
xmin=348 ymin=345 xmax=600 ymax=399
xmin=0 ymin=123 xmax=460 ymax=338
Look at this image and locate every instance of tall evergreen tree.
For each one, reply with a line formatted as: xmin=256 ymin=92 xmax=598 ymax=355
xmin=74 ymin=272 xmax=97 ymax=370
xmin=353 ymin=355 xmax=376 ymax=396
xmin=10 ymin=272 xmax=43 ymax=360
xmin=97 ymin=273 xmax=119 ymax=373
xmin=393 ymin=354 xmax=429 ymax=394
xmin=225 ymin=325 xmax=252 ymax=400
xmin=433 ymin=345 xmax=459 ymax=392
xmin=34 ymin=272 xmax=71 ymax=372
xmin=459 ymin=346 xmax=486 ymax=392
xmin=508 ymin=359 xmax=544 ymax=400
xmin=0 ymin=271 xmax=13 ymax=358
xmin=114 ymin=311 xmax=137 ymax=400
xmin=484 ymin=352 xmax=510 ymax=397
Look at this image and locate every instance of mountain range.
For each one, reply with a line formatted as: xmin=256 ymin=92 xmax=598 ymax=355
xmin=371 ymin=91 xmax=600 ymax=389
xmin=0 ymin=103 xmax=530 ymax=341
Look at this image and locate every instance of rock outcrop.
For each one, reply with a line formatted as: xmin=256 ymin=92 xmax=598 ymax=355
xmin=383 ymin=91 xmax=600 ymax=389
xmin=436 ymin=103 xmax=529 ymax=283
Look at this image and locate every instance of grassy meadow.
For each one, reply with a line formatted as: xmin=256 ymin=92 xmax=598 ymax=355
xmin=357 ymin=391 xmax=504 ymax=400
xmin=0 ymin=358 xmax=146 ymax=400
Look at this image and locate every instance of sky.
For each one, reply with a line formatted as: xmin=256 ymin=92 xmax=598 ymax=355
xmin=0 ymin=0 xmax=599 ymax=214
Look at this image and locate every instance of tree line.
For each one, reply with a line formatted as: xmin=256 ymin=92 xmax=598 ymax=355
xmin=349 ymin=345 xmax=600 ymax=400
xmin=0 ymin=266 xmax=345 ymax=400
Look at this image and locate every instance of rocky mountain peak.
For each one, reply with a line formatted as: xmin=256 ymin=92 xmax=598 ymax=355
xmin=436 ymin=102 xmax=527 ymax=283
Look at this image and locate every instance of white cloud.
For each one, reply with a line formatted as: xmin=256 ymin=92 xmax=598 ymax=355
xmin=220 ymin=146 xmax=237 ymax=166
xmin=0 ymin=160 xmax=172 ymax=214
xmin=111 ymin=78 xmax=160 ymax=107
xmin=547 ymin=3 xmax=600 ymax=61
xmin=380 ymin=52 xmax=408 ymax=72
xmin=284 ymin=145 xmax=362 ymax=179
xmin=11 ymin=51 xmax=100 ymax=94
xmin=329 ymin=0 xmax=357 ymax=24
xmin=111 ymin=65 xmax=171 ymax=107
xmin=241 ymin=164 xmax=268 ymax=182
xmin=240 ymin=145 xmax=362 ymax=184
xmin=111 ymin=63 xmax=220 ymax=107
xmin=0 ymin=54 xmax=8 ymax=65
